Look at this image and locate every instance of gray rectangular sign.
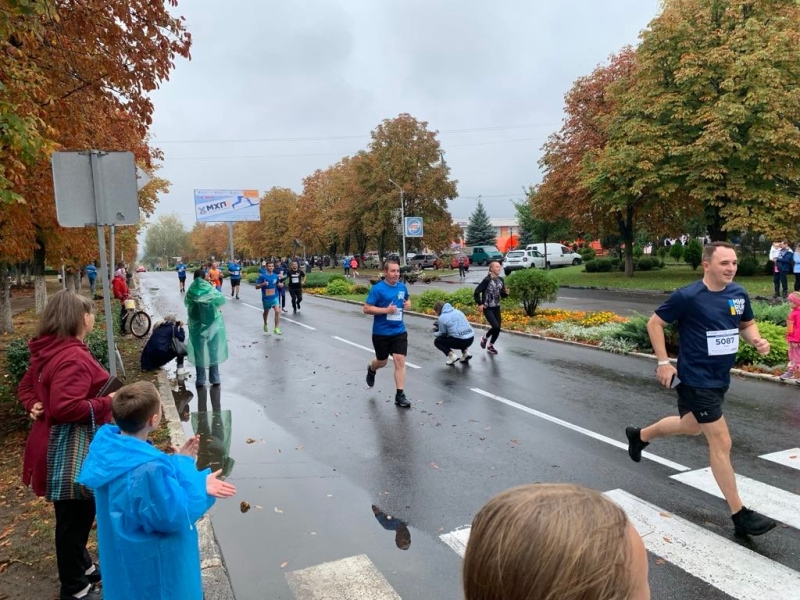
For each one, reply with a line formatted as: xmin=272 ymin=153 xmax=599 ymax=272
xmin=52 ymin=151 xmax=140 ymax=227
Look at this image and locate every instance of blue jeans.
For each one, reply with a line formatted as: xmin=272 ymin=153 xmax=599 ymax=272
xmin=196 ymin=364 xmax=220 ymax=386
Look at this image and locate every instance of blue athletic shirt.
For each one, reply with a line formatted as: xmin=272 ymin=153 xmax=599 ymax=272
xmin=655 ymin=280 xmax=754 ymax=388
xmin=85 ymin=264 xmax=97 ymax=280
xmin=228 ymin=262 xmax=242 ymax=279
xmin=176 ymin=263 xmax=187 ymax=278
xmin=257 ymin=272 xmax=280 ymax=300
xmin=366 ymin=280 xmax=409 ymax=336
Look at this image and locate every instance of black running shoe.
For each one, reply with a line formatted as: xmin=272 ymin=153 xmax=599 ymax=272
xmin=395 ymin=392 xmax=411 ymax=408
xmin=366 ymin=366 xmax=376 ymax=388
xmin=625 ymin=426 xmax=649 ymax=463
xmin=732 ymin=507 xmax=777 ymax=536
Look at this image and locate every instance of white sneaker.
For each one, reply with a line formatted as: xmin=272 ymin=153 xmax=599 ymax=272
xmin=460 ymin=351 xmax=472 ymax=363
xmin=446 ymin=351 xmax=458 ymax=365
xmin=176 ymin=367 xmax=189 ymax=378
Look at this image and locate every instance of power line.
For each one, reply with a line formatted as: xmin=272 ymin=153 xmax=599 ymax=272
xmin=153 ymin=122 xmax=559 ymax=145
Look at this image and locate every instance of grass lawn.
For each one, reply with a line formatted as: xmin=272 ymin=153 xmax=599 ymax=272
xmin=550 ymin=264 xmax=778 ymax=297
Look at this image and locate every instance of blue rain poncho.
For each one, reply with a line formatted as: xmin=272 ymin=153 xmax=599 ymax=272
xmin=78 ymin=425 xmax=215 ymax=600
xmin=184 ymin=277 xmax=228 ymax=368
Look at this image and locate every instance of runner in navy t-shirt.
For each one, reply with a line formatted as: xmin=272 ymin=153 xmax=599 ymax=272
xmin=626 ymin=242 xmax=776 ymax=536
xmin=363 ymin=259 xmax=412 ymax=408
xmin=227 ymin=259 xmax=242 ymax=299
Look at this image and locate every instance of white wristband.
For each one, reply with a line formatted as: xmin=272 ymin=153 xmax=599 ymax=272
xmin=657 ymin=360 xmax=671 ymax=366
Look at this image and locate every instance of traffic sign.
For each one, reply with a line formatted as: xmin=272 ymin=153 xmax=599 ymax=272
xmin=405 ymin=217 xmax=423 ymax=238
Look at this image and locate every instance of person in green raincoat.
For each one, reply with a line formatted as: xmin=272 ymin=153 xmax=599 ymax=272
xmin=185 ymin=268 xmax=228 ymax=387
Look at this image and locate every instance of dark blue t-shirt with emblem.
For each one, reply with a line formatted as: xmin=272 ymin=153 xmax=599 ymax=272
xmin=655 ymin=280 xmax=754 ymax=388
xmin=366 ymin=280 xmax=408 ymax=336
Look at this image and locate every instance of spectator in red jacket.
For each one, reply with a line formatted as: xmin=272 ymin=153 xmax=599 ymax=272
xmin=17 ymin=290 xmax=114 ymax=600
xmin=112 ymin=268 xmax=130 ymax=335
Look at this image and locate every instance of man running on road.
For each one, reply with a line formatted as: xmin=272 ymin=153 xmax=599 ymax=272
xmin=256 ymin=261 xmax=282 ymax=335
xmin=363 ymin=259 xmax=412 ymax=408
xmin=207 ymin=261 xmax=223 ymax=292
xmin=228 ymin=259 xmax=242 ymax=299
xmin=176 ymin=261 xmax=187 ymax=293
xmin=626 ymin=241 xmax=776 ymax=536
xmin=286 ymin=261 xmax=305 ymax=313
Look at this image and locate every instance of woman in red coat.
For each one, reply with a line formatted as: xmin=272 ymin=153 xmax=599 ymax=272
xmin=18 ymin=290 xmax=114 ymax=600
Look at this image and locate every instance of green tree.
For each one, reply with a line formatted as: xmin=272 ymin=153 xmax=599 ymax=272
xmin=506 ymin=268 xmax=559 ymax=317
xmin=669 ymin=240 xmax=684 ymax=262
xmin=526 ymin=187 xmax=571 ymax=268
xmin=611 ymin=0 xmax=800 ymax=240
xmin=144 ymin=214 xmax=191 ymax=268
xmin=684 ymin=238 xmax=703 ymax=270
xmin=513 ymin=199 xmax=535 ymax=247
xmin=465 ymin=198 xmax=495 ymax=246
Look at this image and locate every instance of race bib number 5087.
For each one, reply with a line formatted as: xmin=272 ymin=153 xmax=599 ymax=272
xmin=706 ymin=328 xmax=739 ymax=356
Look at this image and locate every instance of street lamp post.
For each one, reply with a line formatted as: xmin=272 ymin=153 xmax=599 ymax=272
xmin=388 ymin=178 xmax=406 ymax=266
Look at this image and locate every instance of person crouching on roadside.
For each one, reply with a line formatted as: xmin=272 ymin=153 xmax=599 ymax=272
xmin=432 ymin=300 xmax=474 ymax=365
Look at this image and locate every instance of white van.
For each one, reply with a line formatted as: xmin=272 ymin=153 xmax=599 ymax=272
xmin=525 ymin=243 xmax=582 ymax=268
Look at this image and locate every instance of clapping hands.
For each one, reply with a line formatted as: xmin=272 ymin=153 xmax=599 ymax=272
xmin=206 ymin=470 xmax=237 ymax=498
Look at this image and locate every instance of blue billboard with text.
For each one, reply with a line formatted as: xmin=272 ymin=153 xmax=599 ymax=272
xmin=194 ymin=189 xmax=261 ymax=222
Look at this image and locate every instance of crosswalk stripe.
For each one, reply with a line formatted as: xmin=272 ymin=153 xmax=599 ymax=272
xmin=670 ymin=467 xmax=800 ymax=530
xmin=760 ymin=448 xmax=800 ymax=471
xmin=606 ymin=489 xmax=800 ymax=600
xmin=439 ymin=526 xmax=471 ymax=558
xmin=285 ymin=554 xmax=401 ymax=599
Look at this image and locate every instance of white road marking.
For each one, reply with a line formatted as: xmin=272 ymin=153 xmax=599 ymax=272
xmin=439 ymin=526 xmax=471 ymax=558
xmin=333 ymin=336 xmax=422 ymax=369
xmin=470 ymin=388 xmax=690 ymax=472
xmin=606 ymin=489 xmax=800 ymax=600
xmin=282 ymin=317 xmax=316 ymax=330
xmin=670 ymin=468 xmax=800 ymax=529
xmin=285 ymin=554 xmax=401 ymax=599
xmin=760 ymin=448 xmax=800 ymax=471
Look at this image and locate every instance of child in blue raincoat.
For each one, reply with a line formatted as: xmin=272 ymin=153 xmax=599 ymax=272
xmin=78 ymin=381 xmax=236 ymax=600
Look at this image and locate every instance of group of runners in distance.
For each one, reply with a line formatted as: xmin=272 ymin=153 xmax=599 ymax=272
xmin=171 ymin=242 xmax=775 ymax=542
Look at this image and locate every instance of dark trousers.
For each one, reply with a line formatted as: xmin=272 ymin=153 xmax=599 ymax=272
xmin=278 ymin=286 xmax=286 ymax=308
xmin=434 ymin=335 xmax=474 ymax=355
xmin=289 ymin=288 xmax=303 ymax=309
xmin=54 ymin=499 xmax=96 ymax=597
xmin=794 ymin=273 xmax=800 ymax=292
xmin=483 ymin=306 xmax=502 ymax=344
xmin=458 ymin=265 xmax=466 ymax=278
xmin=119 ymin=305 xmax=128 ymax=334
xmin=774 ymin=272 xmax=788 ymax=297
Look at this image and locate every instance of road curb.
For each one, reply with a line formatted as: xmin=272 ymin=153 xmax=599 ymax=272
xmin=156 ymin=366 xmax=236 ymax=599
xmin=308 ymin=294 xmax=798 ymax=388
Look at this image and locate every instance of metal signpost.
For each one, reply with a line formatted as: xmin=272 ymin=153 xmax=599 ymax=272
xmin=388 ymin=179 xmax=406 ymax=265
xmin=193 ymin=189 xmax=261 ymax=261
xmin=52 ymin=150 xmax=141 ymax=377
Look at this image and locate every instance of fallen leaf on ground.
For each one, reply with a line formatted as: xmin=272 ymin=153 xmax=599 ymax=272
xmin=246 ymin=438 xmax=265 ymax=444
xmin=274 ymin=507 xmax=284 ymax=513
xmin=429 ymin=462 xmax=439 ymax=470
xmin=656 ymin=559 xmax=665 ymax=565
xmin=659 ymin=512 xmax=672 ymax=518
xmin=280 ymin=561 xmax=288 ymax=568
xmin=662 ymin=536 xmax=672 ymax=543
xmin=295 ymin=445 xmax=304 ymax=450
xmin=240 ymin=501 xmax=251 ymax=513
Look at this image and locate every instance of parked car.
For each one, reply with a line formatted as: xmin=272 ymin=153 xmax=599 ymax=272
xmin=463 ymin=245 xmax=504 ymax=266
xmin=525 ymin=243 xmax=583 ymax=267
xmin=363 ymin=252 xmax=381 ymax=268
xmin=449 ymin=253 xmax=470 ymax=269
xmin=502 ymin=249 xmax=545 ymax=275
xmin=408 ymin=253 xmax=439 ymax=269
xmin=136 ymin=266 xmax=147 ymax=273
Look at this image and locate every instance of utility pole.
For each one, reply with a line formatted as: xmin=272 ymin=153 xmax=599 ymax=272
xmin=388 ymin=178 xmax=406 ymax=266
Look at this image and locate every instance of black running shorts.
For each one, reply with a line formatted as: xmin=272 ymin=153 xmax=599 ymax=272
xmin=372 ymin=332 xmax=408 ymax=361
xmin=676 ymin=384 xmax=728 ymax=424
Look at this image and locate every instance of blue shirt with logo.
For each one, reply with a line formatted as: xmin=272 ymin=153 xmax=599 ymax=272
xmin=655 ymin=280 xmax=754 ymax=388
xmin=257 ymin=272 xmax=279 ymax=299
xmin=85 ymin=264 xmax=97 ymax=280
xmin=176 ymin=263 xmax=187 ymax=279
xmin=227 ymin=262 xmax=241 ymax=280
xmin=366 ymin=280 xmax=409 ymax=336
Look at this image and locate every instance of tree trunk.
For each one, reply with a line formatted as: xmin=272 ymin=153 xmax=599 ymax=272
xmin=33 ymin=236 xmax=47 ymax=314
xmin=618 ymin=207 xmax=636 ymax=277
xmin=65 ymin=268 xmax=76 ymax=292
xmin=15 ymin=264 xmax=22 ymax=287
xmin=0 ymin=262 xmax=13 ymax=333
xmin=706 ymin=202 xmax=727 ymax=241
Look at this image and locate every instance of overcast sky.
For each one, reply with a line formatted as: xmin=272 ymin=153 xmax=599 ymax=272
xmin=147 ymin=0 xmax=662 ymax=228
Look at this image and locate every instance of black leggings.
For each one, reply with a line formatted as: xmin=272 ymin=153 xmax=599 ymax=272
xmin=795 ymin=273 xmax=800 ymax=292
xmin=483 ymin=306 xmax=502 ymax=344
xmin=54 ymin=499 xmax=97 ymax=596
xmin=289 ymin=288 xmax=303 ymax=308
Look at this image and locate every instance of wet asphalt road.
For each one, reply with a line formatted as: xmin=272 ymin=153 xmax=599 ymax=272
xmin=139 ymin=272 xmax=799 ymax=600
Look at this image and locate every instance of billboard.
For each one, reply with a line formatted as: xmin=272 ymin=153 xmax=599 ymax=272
xmin=194 ymin=189 xmax=261 ymax=222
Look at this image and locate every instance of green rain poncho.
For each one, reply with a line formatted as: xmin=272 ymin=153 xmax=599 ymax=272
xmin=184 ymin=277 xmax=228 ymax=368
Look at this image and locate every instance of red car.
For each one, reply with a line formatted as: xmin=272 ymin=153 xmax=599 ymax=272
xmin=136 ymin=266 xmax=147 ymax=273
xmin=450 ymin=253 xmax=470 ymax=269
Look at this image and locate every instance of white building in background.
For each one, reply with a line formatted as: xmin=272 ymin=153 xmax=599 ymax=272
xmin=453 ymin=217 xmax=520 ymax=252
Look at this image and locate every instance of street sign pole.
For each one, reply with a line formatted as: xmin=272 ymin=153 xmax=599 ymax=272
xmin=228 ymin=222 xmax=235 ymax=262
xmin=90 ymin=151 xmax=117 ymax=377
xmin=110 ymin=224 xmax=116 ymax=276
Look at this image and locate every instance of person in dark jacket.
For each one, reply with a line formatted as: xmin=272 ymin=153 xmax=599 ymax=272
xmin=140 ymin=316 xmax=187 ymax=376
xmin=473 ymin=261 xmax=509 ymax=355
xmin=17 ymin=290 xmax=114 ymax=600
xmin=774 ymin=240 xmax=793 ymax=299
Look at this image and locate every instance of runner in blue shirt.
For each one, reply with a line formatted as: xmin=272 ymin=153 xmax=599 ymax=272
xmin=626 ymin=242 xmax=775 ymax=536
xmin=363 ymin=259 xmax=412 ymax=408
xmin=227 ymin=259 xmax=242 ymax=300
xmin=85 ymin=262 xmax=98 ymax=296
xmin=256 ymin=261 xmax=282 ymax=334
xmin=176 ymin=262 xmax=187 ymax=293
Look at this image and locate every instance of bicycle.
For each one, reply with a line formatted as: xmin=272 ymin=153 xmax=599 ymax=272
xmin=123 ymin=294 xmax=151 ymax=338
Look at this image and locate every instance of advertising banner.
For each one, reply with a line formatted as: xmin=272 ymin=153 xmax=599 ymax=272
xmin=194 ymin=189 xmax=260 ymax=222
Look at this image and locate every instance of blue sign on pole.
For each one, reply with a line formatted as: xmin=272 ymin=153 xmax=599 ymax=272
xmin=405 ymin=217 xmax=423 ymax=238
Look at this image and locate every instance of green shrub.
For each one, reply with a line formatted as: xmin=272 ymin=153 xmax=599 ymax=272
xmin=328 ymin=274 xmax=348 ymax=284
xmin=448 ymin=287 xmax=476 ymax=310
xmin=416 ymin=289 xmax=452 ymax=312
xmin=584 ymin=259 xmax=598 ymax=273
xmin=736 ymin=321 xmax=787 ymax=367
xmin=243 ymin=265 xmax=261 ymax=274
xmin=633 ymin=245 xmax=644 ymax=258
xmin=751 ymin=301 xmax=790 ymax=326
xmin=5 ymin=338 xmax=30 ymax=385
xmin=609 ymin=316 xmax=652 ymax=352
xmin=352 ymin=284 xmax=370 ymax=294
xmin=656 ymin=247 xmax=668 ymax=258
xmin=669 ymin=241 xmax=684 ymax=261
xmin=610 ymin=258 xmax=620 ymax=269
xmin=637 ymin=257 xmax=654 ymax=271
xmin=684 ymin=239 xmax=703 ymax=270
xmin=596 ymin=258 xmax=613 ymax=272
xmin=246 ymin=273 xmax=259 ymax=284
xmin=324 ymin=279 xmax=353 ymax=296
xmin=579 ymin=248 xmax=596 ymax=261
xmin=506 ymin=269 xmax=558 ymax=317
xmin=304 ymin=272 xmax=339 ymax=287
xmin=737 ymin=258 xmax=759 ymax=277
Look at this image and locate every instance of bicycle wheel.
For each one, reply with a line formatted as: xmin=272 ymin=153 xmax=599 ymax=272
xmin=129 ymin=310 xmax=151 ymax=338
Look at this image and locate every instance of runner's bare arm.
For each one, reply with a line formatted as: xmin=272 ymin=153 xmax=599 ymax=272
xmin=739 ymin=320 xmax=770 ymax=355
xmin=647 ymin=313 xmax=677 ymax=387
xmin=363 ymin=303 xmax=396 ymax=315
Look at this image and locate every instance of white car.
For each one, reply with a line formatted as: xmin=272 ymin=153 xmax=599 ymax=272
xmin=503 ymin=249 xmax=546 ymax=275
